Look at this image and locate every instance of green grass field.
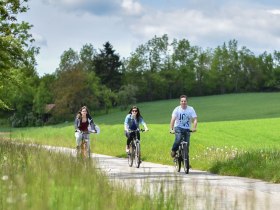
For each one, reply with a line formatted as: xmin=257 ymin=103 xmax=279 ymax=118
xmin=3 ymin=92 xmax=280 ymax=183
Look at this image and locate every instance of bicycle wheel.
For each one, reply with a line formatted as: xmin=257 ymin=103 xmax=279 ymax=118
xmin=182 ymin=143 xmax=189 ymax=174
xmin=128 ymin=144 xmax=134 ymax=167
xmin=174 ymin=152 xmax=181 ymax=172
xmin=134 ymin=142 xmax=141 ymax=168
xmin=76 ymin=145 xmax=81 ymax=157
xmin=80 ymin=140 xmax=87 ymax=158
xmin=86 ymin=142 xmax=91 ymax=158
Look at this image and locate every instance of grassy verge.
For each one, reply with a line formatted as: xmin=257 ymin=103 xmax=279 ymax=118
xmin=0 ymin=141 xmax=182 ymax=210
xmin=210 ymin=149 xmax=280 ymax=183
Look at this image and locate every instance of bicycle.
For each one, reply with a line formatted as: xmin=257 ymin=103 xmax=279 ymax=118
xmin=171 ymin=129 xmax=192 ymax=174
xmin=127 ymin=129 xmax=145 ymax=168
xmin=76 ymin=125 xmax=100 ymax=159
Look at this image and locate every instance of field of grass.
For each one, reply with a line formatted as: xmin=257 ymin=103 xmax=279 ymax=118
xmin=2 ymin=92 xmax=280 ymax=183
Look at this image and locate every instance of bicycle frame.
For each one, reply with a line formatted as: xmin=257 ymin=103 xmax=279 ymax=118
xmin=75 ymin=125 xmax=99 ymax=159
xmin=77 ymin=131 xmax=91 ymax=159
xmin=127 ymin=129 xmax=144 ymax=168
xmin=172 ymin=129 xmax=191 ymax=174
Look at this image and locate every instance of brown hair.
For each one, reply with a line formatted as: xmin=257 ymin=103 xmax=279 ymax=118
xmin=180 ymin=95 xmax=188 ymax=100
xmin=76 ymin=106 xmax=90 ymax=119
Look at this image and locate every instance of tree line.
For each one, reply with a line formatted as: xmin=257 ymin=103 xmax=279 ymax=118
xmin=1 ymin=1 xmax=280 ymax=127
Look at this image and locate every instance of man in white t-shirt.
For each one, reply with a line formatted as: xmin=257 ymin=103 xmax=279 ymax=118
xmin=170 ymin=95 xmax=197 ymax=158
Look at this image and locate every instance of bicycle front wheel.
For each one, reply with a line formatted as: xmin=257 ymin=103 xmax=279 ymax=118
xmin=182 ymin=143 xmax=189 ymax=174
xmin=174 ymin=152 xmax=181 ymax=172
xmin=134 ymin=142 xmax=141 ymax=168
xmin=86 ymin=143 xmax=91 ymax=158
xmin=128 ymin=145 xmax=134 ymax=167
xmin=81 ymin=141 xmax=91 ymax=159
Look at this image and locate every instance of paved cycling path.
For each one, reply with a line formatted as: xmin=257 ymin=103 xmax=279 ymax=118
xmin=46 ymin=146 xmax=280 ymax=210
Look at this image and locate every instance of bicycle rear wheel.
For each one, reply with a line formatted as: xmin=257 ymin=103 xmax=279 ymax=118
xmin=128 ymin=144 xmax=134 ymax=167
xmin=134 ymin=142 xmax=141 ymax=168
xmin=182 ymin=143 xmax=189 ymax=174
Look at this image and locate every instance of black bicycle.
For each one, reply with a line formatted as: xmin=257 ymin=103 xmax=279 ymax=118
xmin=127 ymin=129 xmax=145 ymax=168
xmin=171 ymin=129 xmax=192 ymax=174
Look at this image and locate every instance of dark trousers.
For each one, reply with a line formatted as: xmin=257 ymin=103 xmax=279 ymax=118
xmin=125 ymin=131 xmax=140 ymax=146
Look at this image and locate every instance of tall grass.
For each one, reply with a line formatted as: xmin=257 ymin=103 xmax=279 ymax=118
xmin=210 ymin=149 xmax=280 ymax=183
xmin=0 ymin=141 xmax=182 ymax=210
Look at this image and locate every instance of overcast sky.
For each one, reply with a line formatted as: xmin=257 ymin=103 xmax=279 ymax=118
xmin=19 ymin=0 xmax=280 ymax=77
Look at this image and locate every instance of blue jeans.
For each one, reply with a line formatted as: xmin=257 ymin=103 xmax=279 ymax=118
xmin=171 ymin=127 xmax=190 ymax=152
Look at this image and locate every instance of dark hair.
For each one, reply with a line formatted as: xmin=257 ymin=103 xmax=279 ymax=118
xmin=76 ymin=106 xmax=92 ymax=119
xmin=128 ymin=105 xmax=142 ymax=120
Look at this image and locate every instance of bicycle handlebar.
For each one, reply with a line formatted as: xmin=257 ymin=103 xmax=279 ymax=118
xmin=76 ymin=130 xmax=97 ymax=134
xmin=128 ymin=128 xmax=146 ymax=133
xmin=170 ymin=129 xmax=193 ymax=134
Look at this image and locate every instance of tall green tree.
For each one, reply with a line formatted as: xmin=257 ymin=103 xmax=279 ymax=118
xmin=79 ymin=43 xmax=96 ymax=72
xmin=94 ymin=42 xmax=122 ymax=91
xmin=210 ymin=42 xmax=236 ymax=94
xmin=238 ymin=47 xmax=258 ymax=91
xmin=0 ymin=0 xmax=38 ymax=110
xmin=273 ymin=51 xmax=280 ymax=90
xmin=193 ymin=48 xmax=212 ymax=96
xmin=171 ymin=38 xmax=197 ymax=95
xmin=124 ymin=35 xmax=170 ymax=101
xmin=53 ymin=67 xmax=101 ymax=120
xmin=258 ymin=52 xmax=274 ymax=91
xmin=33 ymin=74 xmax=55 ymax=115
xmin=117 ymin=84 xmax=138 ymax=110
xmin=55 ymin=48 xmax=79 ymax=73
xmin=227 ymin=40 xmax=243 ymax=92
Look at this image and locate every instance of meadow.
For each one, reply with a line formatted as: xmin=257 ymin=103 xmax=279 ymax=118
xmin=3 ymin=92 xmax=280 ymax=183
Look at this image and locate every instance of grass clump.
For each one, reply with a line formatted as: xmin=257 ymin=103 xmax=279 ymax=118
xmin=0 ymin=141 xmax=181 ymax=210
xmin=209 ymin=149 xmax=280 ymax=183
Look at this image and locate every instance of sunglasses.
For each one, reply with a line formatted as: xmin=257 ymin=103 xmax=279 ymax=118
xmin=132 ymin=110 xmax=138 ymax=112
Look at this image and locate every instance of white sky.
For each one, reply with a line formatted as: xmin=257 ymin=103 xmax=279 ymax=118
xmin=19 ymin=0 xmax=280 ymax=77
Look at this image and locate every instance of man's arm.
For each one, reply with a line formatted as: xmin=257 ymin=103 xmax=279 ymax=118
xmin=192 ymin=117 xmax=197 ymax=132
xmin=170 ymin=115 xmax=176 ymax=133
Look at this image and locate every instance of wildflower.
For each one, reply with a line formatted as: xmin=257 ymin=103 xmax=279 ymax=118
xmin=2 ymin=175 xmax=8 ymax=181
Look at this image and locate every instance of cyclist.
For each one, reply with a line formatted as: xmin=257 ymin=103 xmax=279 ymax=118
xmin=170 ymin=95 xmax=197 ymax=158
xmin=74 ymin=106 xmax=96 ymax=150
xmin=124 ymin=106 xmax=149 ymax=153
